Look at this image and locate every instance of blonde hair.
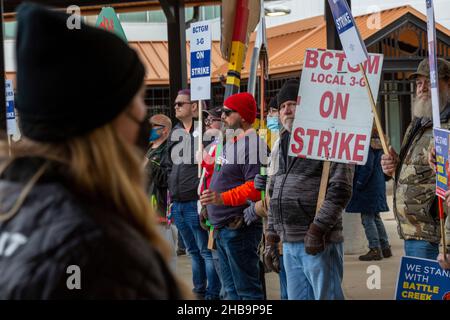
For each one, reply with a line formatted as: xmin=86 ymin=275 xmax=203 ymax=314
xmin=1 ymin=123 xmax=192 ymax=297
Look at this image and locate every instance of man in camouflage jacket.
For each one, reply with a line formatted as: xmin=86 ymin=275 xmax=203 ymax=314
xmin=381 ymin=58 xmax=450 ymax=260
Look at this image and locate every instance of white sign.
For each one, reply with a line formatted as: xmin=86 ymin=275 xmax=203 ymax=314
xmin=288 ymin=48 xmax=383 ymax=165
xmin=5 ymin=80 xmax=17 ymax=136
xmin=328 ymin=0 xmax=369 ymax=67
xmin=190 ymin=21 xmax=211 ymax=101
xmin=426 ymin=0 xmax=441 ymax=128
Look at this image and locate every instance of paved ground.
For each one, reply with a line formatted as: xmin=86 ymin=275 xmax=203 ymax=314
xmin=175 ymin=195 xmax=403 ymax=300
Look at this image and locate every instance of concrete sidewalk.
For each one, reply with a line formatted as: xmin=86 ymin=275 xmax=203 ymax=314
xmin=175 ymin=195 xmax=404 ymax=300
xmin=341 ymin=196 xmax=402 ymax=300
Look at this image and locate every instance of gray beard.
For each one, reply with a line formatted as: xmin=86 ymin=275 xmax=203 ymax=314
xmin=412 ymin=93 xmax=448 ymax=119
xmin=283 ymin=119 xmax=294 ymax=132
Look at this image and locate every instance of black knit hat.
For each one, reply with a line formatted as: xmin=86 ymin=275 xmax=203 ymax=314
xmin=277 ymin=79 xmax=299 ymax=107
xmin=268 ymin=96 xmax=278 ymax=109
xmin=203 ymin=106 xmax=222 ymax=118
xmin=16 ymin=3 xmax=145 ymax=141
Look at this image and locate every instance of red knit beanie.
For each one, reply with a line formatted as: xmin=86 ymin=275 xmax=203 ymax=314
xmin=223 ymin=92 xmax=257 ymax=125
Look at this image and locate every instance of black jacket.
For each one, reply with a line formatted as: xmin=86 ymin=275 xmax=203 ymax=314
xmin=0 ymin=157 xmax=182 ymax=299
xmin=163 ymin=120 xmax=201 ymax=202
xmin=145 ymin=142 xmax=169 ymax=217
xmin=346 ymin=146 xmax=389 ymax=214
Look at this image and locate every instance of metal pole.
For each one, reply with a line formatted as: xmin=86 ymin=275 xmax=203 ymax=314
xmin=0 ymin=0 xmax=7 ymax=139
xmin=161 ymin=0 xmax=187 ymax=119
xmin=316 ymin=0 xmax=352 ymax=213
xmin=198 ymin=99 xmax=202 ymax=178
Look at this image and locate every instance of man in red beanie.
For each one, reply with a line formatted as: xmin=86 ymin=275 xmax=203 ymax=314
xmin=200 ymin=92 xmax=268 ymax=300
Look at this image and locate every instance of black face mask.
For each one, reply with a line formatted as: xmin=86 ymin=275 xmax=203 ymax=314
xmin=126 ymin=112 xmax=151 ymax=153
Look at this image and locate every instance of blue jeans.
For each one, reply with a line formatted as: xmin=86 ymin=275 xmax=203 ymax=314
xmin=177 ymin=229 xmax=186 ymax=250
xmin=283 ymin=242 xmax=344 ymax=300
xmin=211 ymin=249 xmax=226 ymax=300
xmin=404 ymin=240 xmax=439 ymax=260
xmin=171 ymin=200 xmax=221 ymax=299
xmin=215 ymin=222 xmax=264 ymax=300
xmin=279 ymin=255 xmax=288 ymax=300
xmin=361 ymin=212 xmax=390 ymax=249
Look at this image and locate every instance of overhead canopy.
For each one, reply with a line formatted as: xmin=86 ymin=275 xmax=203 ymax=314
xmin=3 ymin=0 xmax=220 ymax=19
xmin=7 ymin=4 xmax=448 ymax=87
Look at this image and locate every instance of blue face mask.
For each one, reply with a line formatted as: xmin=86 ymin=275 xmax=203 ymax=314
xmin=149 ymin=128 xmax=162 ymax=142
xmin=267 ymin=116 xmax=280 ymax=131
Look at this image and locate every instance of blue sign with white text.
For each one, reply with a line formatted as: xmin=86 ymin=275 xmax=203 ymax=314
xmin=327 ymin=0 xmax=368 ymax=67
xmin=190 ymin=50 xmax=211 ymax=79
xmin=5 ymin=80 xmax=17 ymax=135
xmin=6 ymin=101 xmax=14 ymax=120
xmin=328 ymin=0 xmax=354 ymax=34
xmin=395 ymin=256 xmax=450 ymax=300
xmin=434 ymin=128 xmax=450 ymax=198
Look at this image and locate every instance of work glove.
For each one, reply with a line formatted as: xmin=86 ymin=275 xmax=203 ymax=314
xmin=263 ymin=233 xmax=281 ymax=273
xmin=254 ymin=174 xmax=267 ymax=191
xmin=304 ymin=223 xmax=326 ymax=255
xmin=199 ymin=206 xmax=209 ymax=231
xmin=243 ymin=201 xmax=259 ymax=226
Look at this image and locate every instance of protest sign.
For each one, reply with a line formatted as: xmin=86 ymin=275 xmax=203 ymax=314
xmin=96 ymin=7 xmax=127 ymax=42
xmin=395 ymin=256 xmax=450 ymax=300
xmin=288 ymin=48 xmax=383 ymax=165
xmin=5 ymin=80 xmax=17 ymax=136
xmin=434 ymin=128 xmax=450 ymax=198
xmin=190 ymin=21 xmax=212 ymax=101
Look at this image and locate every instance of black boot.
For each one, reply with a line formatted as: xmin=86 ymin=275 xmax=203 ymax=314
xmin=359 ymin=248 xmax=383 ymax=261
xmin=382 ymin=246 xmax=392 ymax=258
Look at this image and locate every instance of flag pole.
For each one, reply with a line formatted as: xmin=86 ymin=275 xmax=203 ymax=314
xmin=259 ymin=61 xmax=267 ymax=201
xmin=7 ymin=134 xmax=11 ymax=157
xmin=426 ymin=0 xmax=447 ymax=261
xmin=224 ymin=0 xmax=249 ymax=98
xmin=438 ymin=197 xmax=448 ymax=257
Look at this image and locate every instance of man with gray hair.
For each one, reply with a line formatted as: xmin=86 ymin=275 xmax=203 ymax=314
xmin=262 ymin=79 xmax=354 ymax=300
xmin=382 ymin=58 xmax=450 ymax=260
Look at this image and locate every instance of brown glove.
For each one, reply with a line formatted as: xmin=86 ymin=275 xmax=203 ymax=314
xmin=199 ymin=206 xmax=209 ymax=231
xmin=304 ymin=223 xmax=326 ymax=255
xmin=264 ymin=233 xmax=281 ymax=273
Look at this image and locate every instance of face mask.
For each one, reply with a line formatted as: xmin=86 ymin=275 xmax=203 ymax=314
xmin=125 ymin=111 xmax=151 ymax=153
xmin=149 ymin=128 xmax=162 ymax=142
xmin=267 ymin=116 xmax=280 ymax=131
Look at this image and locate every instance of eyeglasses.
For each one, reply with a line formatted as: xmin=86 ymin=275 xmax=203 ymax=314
xmin=151 ymin=124 xmax=165 ymax=130
xmin=174 ymin=101 xmax=191 ymax=108
xmin=221 ymin=108 xmax=236 ymax=117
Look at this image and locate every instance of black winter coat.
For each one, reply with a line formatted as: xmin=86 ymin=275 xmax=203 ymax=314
xmin=145 ymin=142 xmax=169 ymax=218
xmin=163 ymin=121 xmax=200 ymax=202
xmin=0 ymin=157 xmax=182 ymax=299
xmin=346 ymin=147 xmax=389 ymax=214
xmin=268 ymin=131 xmax=354 ymax=243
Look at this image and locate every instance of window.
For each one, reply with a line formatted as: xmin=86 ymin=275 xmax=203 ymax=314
xmin=147 ymin=10 xmax=167 ymax=23
xmin=118 ymin=11 xmax=148 ymax=23
xmin=4 ymin=22 xmax=17 ymax=40
xmin=118 ymin=7 xmax=196 ymax=24
xmin=201 ymin=5 xmax=220 ymax=20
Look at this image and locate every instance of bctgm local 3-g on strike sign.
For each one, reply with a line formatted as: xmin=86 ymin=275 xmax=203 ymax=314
xmin=190 ymin=21 xmax=211 ymax=101
xmin=288 ymin=48 xmax=383 ymax=165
